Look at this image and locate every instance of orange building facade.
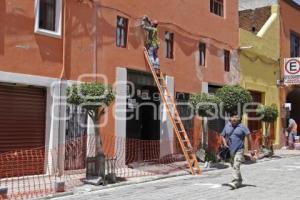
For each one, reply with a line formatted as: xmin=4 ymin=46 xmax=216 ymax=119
xmin=280 ymin=0 xmax=300 ymax=138
xmin=0 ymin=0 xmax=239 ymax=170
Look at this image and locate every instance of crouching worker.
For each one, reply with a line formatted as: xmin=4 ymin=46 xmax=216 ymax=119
xmin=141 ymin=16 xmax=160 ymax=74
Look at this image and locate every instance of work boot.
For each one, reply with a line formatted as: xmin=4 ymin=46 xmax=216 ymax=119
xmin=227 ymin=182 xmax=238 ymax=190
xmin=154 ymin=68 xmax=160 ymax=76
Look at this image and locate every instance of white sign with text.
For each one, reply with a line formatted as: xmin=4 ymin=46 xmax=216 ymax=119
xmin=284 ymin=58 xmax=300 ymax=85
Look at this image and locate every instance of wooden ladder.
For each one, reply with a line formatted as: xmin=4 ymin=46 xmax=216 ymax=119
xmin=143 ymin=48 xmax=201 ymax=175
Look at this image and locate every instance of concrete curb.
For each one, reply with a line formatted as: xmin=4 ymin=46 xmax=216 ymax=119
xmin=35 ymin=153 xmax=300 ymax=199
xmin=35 ymin=167 xmax=219 ymax=199
xmin=33 ymin=171 xmax=190 ymax=199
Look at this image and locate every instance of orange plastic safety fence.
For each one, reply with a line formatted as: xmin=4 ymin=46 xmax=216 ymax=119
xmin=0 ymin=134 xmax=192 ymax=200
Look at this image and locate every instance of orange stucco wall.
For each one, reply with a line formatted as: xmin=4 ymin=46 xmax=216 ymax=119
xmin=66 ymin=0 xmax=239 ymax=138
xmin=0 ymin=0 xmax=63 ymax=78
xmin=279 ymin=0 xmax=300 ymax=118
xmin=280 ymin=0 xmax=300 ymax=60
xmin=0 ymin=0 xmax=239 ymax=140
xmin=67 ymin=0 xmax=239 ymax=86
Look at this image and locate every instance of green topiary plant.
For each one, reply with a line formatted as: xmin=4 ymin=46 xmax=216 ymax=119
xmin=216 ymin=85 xmax=253 ymax=115
xmin=67 ymin=82 xmax=115 ymax=178
xmin=189 ymin=93 xmax=220 ymax=118
xmin=189 ymin=93 xmax=220 ymax=157
xmin=256 ymin=104 xmax=279 ymax=123
xmin=256 ymin=104 xmax=279 ymax=152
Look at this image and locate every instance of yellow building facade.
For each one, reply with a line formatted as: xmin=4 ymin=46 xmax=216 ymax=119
xmin=239 ymin=4 xmax=281 ymax=146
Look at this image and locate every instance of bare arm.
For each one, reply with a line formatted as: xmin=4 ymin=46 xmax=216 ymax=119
xmin=221 ymin=135 xmax=229 ymax=148
xmin=141 ymin=16 xmax=154 ymax=31
xmin=142 ymin=25 xmax=155 ymax=31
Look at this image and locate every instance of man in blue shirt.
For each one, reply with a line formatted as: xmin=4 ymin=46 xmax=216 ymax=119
xmin=221 ymin=113 xmax=255 ymax=189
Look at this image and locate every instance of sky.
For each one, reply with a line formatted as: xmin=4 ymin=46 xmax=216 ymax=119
xmin=293 ymin=0 xmax=300 ymax=5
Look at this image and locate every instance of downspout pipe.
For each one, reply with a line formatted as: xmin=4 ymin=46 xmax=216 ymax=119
xmin=57 ymin=0 xmax=68 ymax=175
xmin=93 ymin=1 xmax=100 ymax=82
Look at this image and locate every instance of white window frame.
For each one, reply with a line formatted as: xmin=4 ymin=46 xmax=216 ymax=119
xmin=34 ymin=0 xmax=63 ymax=38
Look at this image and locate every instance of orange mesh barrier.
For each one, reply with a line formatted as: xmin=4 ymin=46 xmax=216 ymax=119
xmin=0 ymin=134 xmax=193 ymax=199
xmin=207 ymin=131 xmax=223 ymax=153
xmin=250 ymin=129 xmax=263 ymax=153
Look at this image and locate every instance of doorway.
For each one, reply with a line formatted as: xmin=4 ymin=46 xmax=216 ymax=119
xmin=287 ymin=87 xmax=300 ymax=134
xmin=126 ymin=70 xmax=160 ymax=163
xmin=248 ymin=91 xmax=263 ymax=133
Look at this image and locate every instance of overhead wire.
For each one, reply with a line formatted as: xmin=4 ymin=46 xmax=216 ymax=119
xmin=97 ymin=4 xmax=237 ymax=49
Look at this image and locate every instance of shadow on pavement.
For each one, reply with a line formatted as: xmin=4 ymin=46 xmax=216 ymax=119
xmin=210 ymin=163 xmax=230 ymax=169
xmin=243 ymin=160 xmax=257 ymax=165
xmin=222 ymin=183 xmax=257 ymax=190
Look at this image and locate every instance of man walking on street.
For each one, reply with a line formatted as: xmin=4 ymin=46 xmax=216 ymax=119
xmin=221 ymin=113 xmax=255 ymax=189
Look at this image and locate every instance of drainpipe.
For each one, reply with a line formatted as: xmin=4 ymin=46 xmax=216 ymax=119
xmin=93 ymin=1 xmax=100 ymax=82
xmin=57 ymin=0 xmax=68 ymax=175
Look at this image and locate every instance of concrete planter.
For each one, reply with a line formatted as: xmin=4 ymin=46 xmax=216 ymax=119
xmin=86 ymin=154 xmax=106 ymax=179
xmin=0 ymin=187 xmax=8 ymax=199
xmin=85 ymin=155 xmax=117 ymax=185
xmin=55 ymin=182 xmax=65 ymax=193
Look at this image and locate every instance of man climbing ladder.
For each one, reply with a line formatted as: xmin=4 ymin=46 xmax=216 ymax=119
xmin=141 ymin=16 xmax=160 ymax=74
xmin=141 ymin=16 xmax=200 ymax=175
xmin=143 ymin=49 xmax=201 ymax=175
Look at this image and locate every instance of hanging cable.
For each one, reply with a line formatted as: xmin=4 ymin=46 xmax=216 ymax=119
xmin=93 ymin=4 xmax=237 ymax=49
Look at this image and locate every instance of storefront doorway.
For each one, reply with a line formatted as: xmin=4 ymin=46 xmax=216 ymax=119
xmin=126 ymin=70 xmax=160 ymax=163
xmin=287 ymin=87 xmax=300 ymax=134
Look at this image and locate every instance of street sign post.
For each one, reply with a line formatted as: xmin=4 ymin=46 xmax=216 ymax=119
xmin=284 ymin=58 xmax=300 ymax=85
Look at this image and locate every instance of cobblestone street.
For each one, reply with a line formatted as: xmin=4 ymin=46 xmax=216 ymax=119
xmin=54 ymin=154 xmax=300 ymax=200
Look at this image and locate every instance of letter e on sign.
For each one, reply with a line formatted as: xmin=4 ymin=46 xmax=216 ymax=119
xmin=285 ymin=59 xmax=300 ymax=75
xmin=284 ymin=58 xmax=300 ymax=85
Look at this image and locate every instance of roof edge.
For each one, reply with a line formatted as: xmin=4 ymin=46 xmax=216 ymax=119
xmin=282 ymin=0 xmax=300 ymax=11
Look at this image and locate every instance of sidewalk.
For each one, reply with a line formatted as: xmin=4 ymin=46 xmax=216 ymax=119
xmin=37 ymin=149 xmax=300 ymax=200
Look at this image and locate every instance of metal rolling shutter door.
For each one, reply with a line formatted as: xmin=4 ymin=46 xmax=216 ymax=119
xmin=0 ymin=85 xmax=46 ymax=177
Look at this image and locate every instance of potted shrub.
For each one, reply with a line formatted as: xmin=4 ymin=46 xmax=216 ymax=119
xmin=67 ymin=83 xmax=115 ymax=184
xmin=256 ymin=104 xmax=279 ymax=155
xmin=189 ymin=93 xmax=220 ymax=162
xmin=216 ymin=85 xmax=253 ymax=116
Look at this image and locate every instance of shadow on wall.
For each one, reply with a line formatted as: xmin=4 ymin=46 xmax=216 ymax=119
xmin=34 ymin=35 xmax=62 ymax=63
xmin=0 ymin=1 xmax=6 ymax=55
xmin=67 ymin=2 xmax=227 ymax=67
xmin=65 ymin=1 xmax=98 ymax=78
xmin=158 ymin=23 xmax=228 ymax=58
xmin=2 ymin=1 xmax=62 ymax=63
xmin=65 ymin=2 xmax=146 ymax=79
xmin=97 ymin=14 xmax=144 ymax=49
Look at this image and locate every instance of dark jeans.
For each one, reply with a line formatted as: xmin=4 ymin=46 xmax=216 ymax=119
xmin=290 ymin=132 xmax=297 ymax=142
xmin=148 ymin=46 xmax=160 ymax=69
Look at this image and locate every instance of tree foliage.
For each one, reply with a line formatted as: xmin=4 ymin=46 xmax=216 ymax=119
xmin=189 ymin=93 xmax=220 ymax=117
xmin=256 ymin=104 xmax=279 ymax=123
xmin=67 ymin=82 xmax=115 ymax=178
xmin=216 ymin=85 xmax=252 ymax=114
xmin=67 ymin=83 xmax=115 ymax=118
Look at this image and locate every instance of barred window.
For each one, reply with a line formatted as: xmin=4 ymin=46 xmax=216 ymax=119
xmin=165 ymin=32 xmax=174 ymax=59
xmin=199 ymin=42 xmax=206 ymax=66
xmin=116 ymin=16 xmax=128 ymax=48
xmin=210 ymin=0 xmax=224 ymax=17
xmin=224 ymin=50 xmax=230 ymax=72
xmin=291 ymin=32 xmax=300 ymax=58
xmin=39 ymin=0 xmax=56 ymax=31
